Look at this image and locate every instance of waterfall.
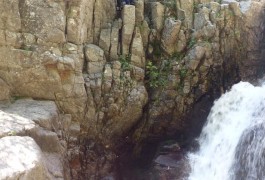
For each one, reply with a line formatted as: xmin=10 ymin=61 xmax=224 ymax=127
xmin=188 ymin=82 xmax=265 ymax=180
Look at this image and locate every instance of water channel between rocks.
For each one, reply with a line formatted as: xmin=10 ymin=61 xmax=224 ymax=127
xmin=188 ymin=81 xmax=265 ymax=180
xmin=120 ymin=81 xmax=265 ymax=180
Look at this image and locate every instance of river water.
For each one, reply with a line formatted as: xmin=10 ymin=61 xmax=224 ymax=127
xmin=188 ymin=82 xmax=265 ymax=180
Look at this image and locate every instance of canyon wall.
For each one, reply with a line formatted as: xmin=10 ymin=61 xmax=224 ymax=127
xmin=0 ymin=0 xmax=264 ymax=179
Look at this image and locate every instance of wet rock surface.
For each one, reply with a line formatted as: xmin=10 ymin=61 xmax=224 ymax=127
xmin=117 ymin=141 xmax=191 ymax=180
xmin=152 ymin=155 xmax=190 ymax=180
xmin=232 ymin=123 xmax=265 ymax=180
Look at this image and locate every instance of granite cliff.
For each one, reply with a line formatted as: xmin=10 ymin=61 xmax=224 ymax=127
xmin=0 ymin=0 xmax=264 ymax=179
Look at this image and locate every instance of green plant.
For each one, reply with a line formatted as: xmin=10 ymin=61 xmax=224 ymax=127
xmin=11 ymin=96 xmax=25 ymax=102
xmin=146 ymin=61 xmax=167 ymax=88
xmin=175 ymin=68 xmax=188 ymax=92
xmin=21 ymin=45 xmax=32 ymax=51
xmin=193 ymin=2 xmax=199 ymax=13
xmin=163 ymin=0 xmax=178 ymax=19
xmin=179 ymin=69 xmax=188 ymax=79
xmin=119 ymin=54 xmax=131 ymax=72
xmin=137 ymin=23 xmax=146 ymax=33
xmin=118 ymin=54 xmax=135 ymax=90
xmin=188 ymin=37 xmax=196 ymax=49
xmin=216 ymin=9 xmax=223 ymax=19
xmin=171 ymin=51 xmax=184 ymax=62
xmin=8 ymin=131 xmax=17 ymax=136
xmin=202 ymin=38 xmax=212 ymax=48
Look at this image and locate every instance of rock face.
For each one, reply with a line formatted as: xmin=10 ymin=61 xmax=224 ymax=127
xmin=133 ymin=0 xmax=265 ymax=147
xmin=0 ymin=99 xmax=65 ymax=180
xmin=0 ymin=136 xmax=47 ymax=180
xmin=0 ymin=0 xmax=265 ymax=179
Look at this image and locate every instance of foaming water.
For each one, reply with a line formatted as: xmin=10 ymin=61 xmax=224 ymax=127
xmin=188 ymin=82 xmax=265 ymax=180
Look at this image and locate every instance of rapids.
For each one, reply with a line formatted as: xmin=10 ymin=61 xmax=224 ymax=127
xmin=188 ymin=82 xmax=265 ymax=180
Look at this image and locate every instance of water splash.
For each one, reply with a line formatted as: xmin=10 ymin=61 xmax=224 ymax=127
xmin=188 ymin=82 xmax=265 ymax=180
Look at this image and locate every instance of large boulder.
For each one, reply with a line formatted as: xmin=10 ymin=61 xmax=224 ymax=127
xmin=0 ymin=110 xmax=35 ymax=138
xmin=0 ymin=99 xmax=65 ymax=179
xmin=0 ymin=136 xmax=48 ymax=180
xmin=2 ymin=99 xmax=59 ymax=131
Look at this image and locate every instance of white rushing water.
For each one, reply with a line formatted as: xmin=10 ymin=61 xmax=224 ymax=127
xmin=188 ymin=81 xmax=265 ymax=180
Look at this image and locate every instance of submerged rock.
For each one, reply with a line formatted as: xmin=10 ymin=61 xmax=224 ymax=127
xmin=152 ymin=156 xmax=190 ymax=180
